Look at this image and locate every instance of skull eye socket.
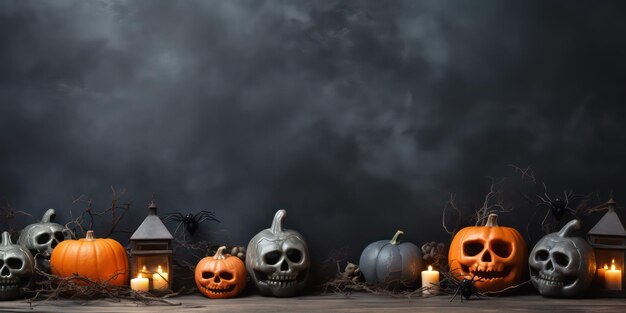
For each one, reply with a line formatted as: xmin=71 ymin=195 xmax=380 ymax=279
xmin=491 ymin=240 xmax=512 ymax=258
xmin=219 ymin=272 xmax=234 ymax=280
xmin=36 ymin=233 xmax=51 ymax=244
xmin=535 ymin=249 xmax=549 ymax=261
xmin=54 ymin=231 xmax=64 ymax=242
xmin=202 ymin=271 xmax=215 ymax=279
xmin=264 ymin=251 xmax=282 ymax=265
xmin=553 ymin=252 xmax=569 ymax=267
xmin=286 ymin=249 xmax=303 ymax=263
xmin=463 ymin=241 xmax=484 ymax=256
xmin=6 ymin=258 xmax=23 ymax=269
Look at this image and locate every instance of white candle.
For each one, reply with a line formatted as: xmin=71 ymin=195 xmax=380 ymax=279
xmin=421 ymin=265 xmax=440 ymax=295
xmin=152 ymin=265 xmax=169 ymax=290
xmin=605 ymin=259 xmax=622 ymax=291
xmin=131 ymin=273 xmax=149 ymax=292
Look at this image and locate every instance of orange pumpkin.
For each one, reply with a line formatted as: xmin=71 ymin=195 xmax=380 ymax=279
xmin=195 ymin=246 xmax=247 ymax=298
xmin=448 ymin=214 xmax=527 ymax=292
xmin=50 ymin=230 xmax=129 ymax=286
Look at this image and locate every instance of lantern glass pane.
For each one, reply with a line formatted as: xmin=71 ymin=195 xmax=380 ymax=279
xmin=596 ymin=250 xmax=624 ymax=271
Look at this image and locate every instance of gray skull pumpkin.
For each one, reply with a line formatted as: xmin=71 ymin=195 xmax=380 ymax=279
xmin=529 ymin=219 xmax=596 ymax=297
xmin=246 ymin=210 xmax=309 ymax=297
xmin=17 ymin=208 xmax=69 ymax=272
xmin=0 ymin=231 xmax=34 ymax=300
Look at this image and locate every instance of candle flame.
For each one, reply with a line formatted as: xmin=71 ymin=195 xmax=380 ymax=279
xmin=428 ymin=265 xmax=433 ymax=271
xmin=158 ymin=265 xmax=163 ymax=273
xmin=604 ymin=264 xmax=609 ymax=270
xmin=137 ymin=273 xmax=143 ymax=279
xmin=611 ymin=259 xmax=616 ymax=271
xmin=142 ymin=265 xmax=146 ymax=271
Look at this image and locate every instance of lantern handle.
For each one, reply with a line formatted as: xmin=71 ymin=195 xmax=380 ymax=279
xmin=557 ymin=219 xmax=581 ymax=238
xmin=42 ymin=208 xmax=56 ymax=223
xmin=271 ymin=210 xmax=287 ymax=233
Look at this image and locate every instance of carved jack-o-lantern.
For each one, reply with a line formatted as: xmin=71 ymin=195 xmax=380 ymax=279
xmin=529 ymin=220 xmax=596 ymax=297
xmin=17 ymin=208 xmax=69 ymax=272
xmin=246 ymin=210 xmax=310 ymax=297
xmin=195 ymin=246 xmax=247 ymax=299
xmin=448 ymin=214 xmax=528 ymax=292
xmin=0 ymin=231 xmax=35 ymax=300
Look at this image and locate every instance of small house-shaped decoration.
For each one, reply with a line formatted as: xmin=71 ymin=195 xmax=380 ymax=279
xmin=587 ymin=197 xmax=626 ymax=296
xmin=129 ymin=201 xmax=174 ymax=291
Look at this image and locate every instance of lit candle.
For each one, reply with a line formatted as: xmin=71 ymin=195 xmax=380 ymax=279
xmin=605 ymin=259 xmax=622 ymax=291
xmin=152 ymin=265 xmax=169 ymax=290
xmin=597 ymin=264 xmax=608 ymax=283
xmin=421 ymin=265 xmax=440 ymax=295
xmin=131 ymin=273 xmax=149 ymax=292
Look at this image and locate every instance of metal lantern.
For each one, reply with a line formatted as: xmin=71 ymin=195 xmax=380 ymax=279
xmin=129 ymin=201 xmax=174 ymax=291
xmin=587 ymin=197 xmax=626 ymax=297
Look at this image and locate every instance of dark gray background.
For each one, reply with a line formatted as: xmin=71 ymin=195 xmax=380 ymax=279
xmin=1 ymin=0 xmax=625 ymax=269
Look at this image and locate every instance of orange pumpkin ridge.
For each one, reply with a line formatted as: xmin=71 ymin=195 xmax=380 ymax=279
xmin=448 ymin=214 xmax=528 ymax=292
xmin=195 ymin=246 xmax=247 ymax=299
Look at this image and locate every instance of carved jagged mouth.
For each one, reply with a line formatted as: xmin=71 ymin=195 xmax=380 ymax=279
xmin=201 ymin=284 xmax=236 ymax=295
xmin=534 ymin=273 xmax=577 ymax=287
xmin=461 ymin=265 xmax=511 ymax=280
xmin=254 ymin=271 xmax=306 ymax=288
xmin=0 ymin=277 xmax=21 ymax=291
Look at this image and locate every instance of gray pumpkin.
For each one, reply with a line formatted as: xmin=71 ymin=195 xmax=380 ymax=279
xmin=246 ymin=210 xmax=310 ymax=297
xmin=0 ymin=231 xmax=35 ymax=300
xmin=529 ymin=219 xmax=596 ymax=297
xmin=359 ymin=230 xmax=423 ymax=286
xmin=17 ymin=208 xmax=69 ymax=272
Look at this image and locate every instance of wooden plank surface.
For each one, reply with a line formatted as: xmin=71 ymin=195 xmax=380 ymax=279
xmin=1 ymin=293 xmax=625 ymax=313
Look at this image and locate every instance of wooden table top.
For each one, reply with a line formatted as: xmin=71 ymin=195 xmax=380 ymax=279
xmin=1 ymin=293 xmax=625 ymax=312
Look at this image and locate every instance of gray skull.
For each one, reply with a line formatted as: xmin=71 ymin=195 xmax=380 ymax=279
xmin=17 ymin=209 xmax=69 ymax=271
xmin=246 ymin=210 xmax=310 ymax=297
xmin=0 ymin=231 xmax=34 ymax=300
xmin=529 ymin=219 xmax=596 ymax=297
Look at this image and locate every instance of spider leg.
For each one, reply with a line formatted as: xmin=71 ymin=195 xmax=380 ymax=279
xmin=450 ymin=287 xmax=460 ymax=302
xmin=536 ymin=194 xmax=551 ymax=206
xmin=162 ymin=213 xmax=184 ymax=224
xmin=541 ymin=208 xmax=551 ymax=227
xmin=195 ymin=211 xmax=220 ymax=223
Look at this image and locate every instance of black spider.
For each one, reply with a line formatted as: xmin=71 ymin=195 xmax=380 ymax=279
xmin=450 ymin=268 xmax=483 ymax=302
xmin=161 ymin=211 xmax=220 ymax=235
xmin=536 ymin=183 xmax=577 ymax=225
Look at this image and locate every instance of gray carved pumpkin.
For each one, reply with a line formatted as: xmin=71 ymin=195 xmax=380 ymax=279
xmin=0 ymin=231 xmax=34 ymax=300
xmin=246 ymin=210 xmax=310 ymax=297
xmin=17 ymin=208 xmax=69 ymax=272
xmin=359 ymin=230 xmax=423 ymax=286
xmin=529 ymin=219 xmax=596 ymax=297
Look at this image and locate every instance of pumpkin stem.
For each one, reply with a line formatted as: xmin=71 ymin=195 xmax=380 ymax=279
xmin=557 ymin=219 xmax=581 ymax=238
xmin=214 ymin=246 xmax=227 ymax=260
xmin=271 ymin=210 xmax=287 ymax=234
xmin=85 ymin=230 xmax=96 ymax=241
xmin=1 ymin=231 xmax=12 ymax=246
xmin=484 ymin=214 xmax=499 ymax=227
xmin=42 ymin=208 xmax=56 ymax=223
xmin=390 ymin=230 xmax=404 ymax=245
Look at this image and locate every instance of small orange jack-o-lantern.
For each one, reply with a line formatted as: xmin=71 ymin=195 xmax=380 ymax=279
xmin=448 ymin=214 xmax=528 ymax=292
xmin=195 ymin=246 xmax=247 ymax=299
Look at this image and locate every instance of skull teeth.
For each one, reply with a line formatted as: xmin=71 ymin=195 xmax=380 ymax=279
xmin=536 ymin=273 xmax=564 ymax=285
xmin=0 ymin=278 xmax=20 ymax=285
xmin=266 ymin=274 xmax=298 ymax=287
xmin=0 ymin=284 xmax=20 ymax=291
